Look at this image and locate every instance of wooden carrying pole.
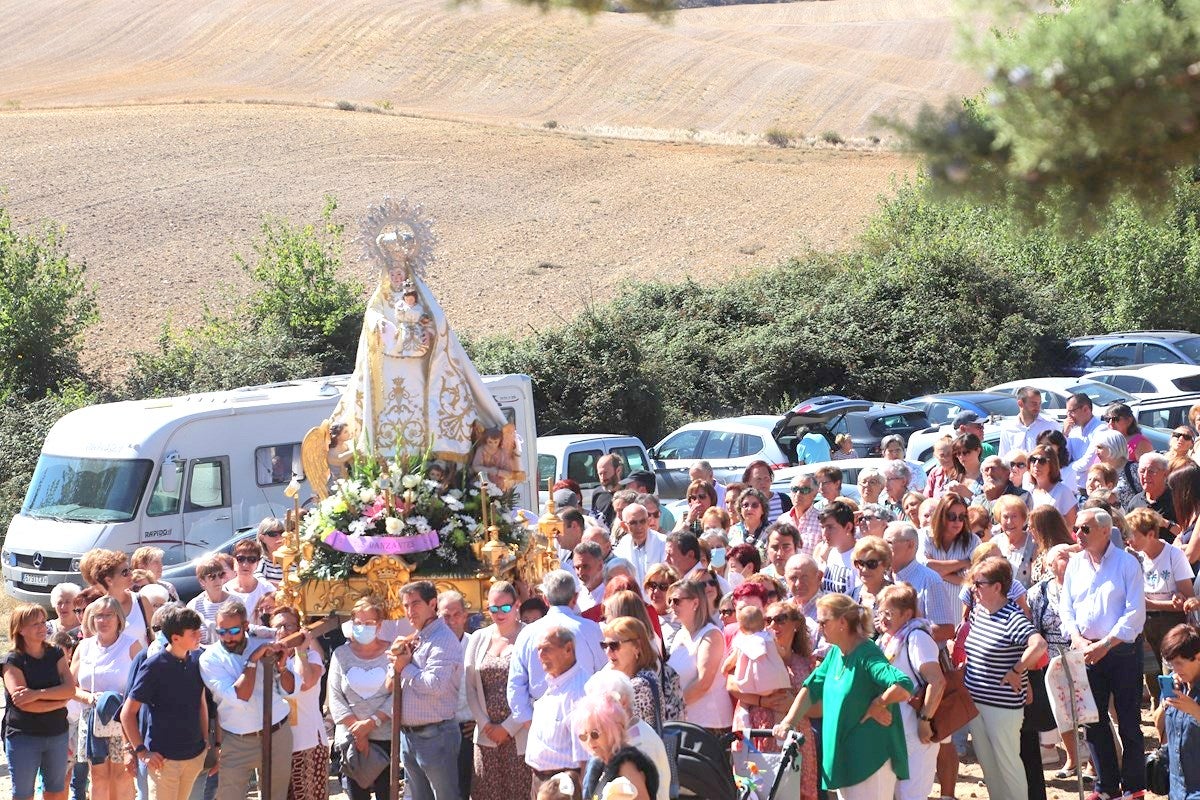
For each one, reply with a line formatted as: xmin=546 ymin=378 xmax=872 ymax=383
xmin=260 ymin=614 xmax=344 ymax=800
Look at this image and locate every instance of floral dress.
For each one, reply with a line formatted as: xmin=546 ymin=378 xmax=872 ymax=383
xmin=783 ymin=652 xmax=819 ymax=800
xmin=473 ymin=653 xmax=532 ymax=800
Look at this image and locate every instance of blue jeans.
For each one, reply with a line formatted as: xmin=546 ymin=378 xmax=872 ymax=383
xmin=70 ymin=760 xmax=89 ymax=800
xmin=6 ymin=731 xmax=70 ymax=798
xmin=400 ymin=720 xmax=460 ymax=800
xmin=1084 ymin=637 xmax=1146 ymax=795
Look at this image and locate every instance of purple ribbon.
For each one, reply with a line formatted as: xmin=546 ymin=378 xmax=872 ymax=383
xmin=322 ymin=530 xmax=440 ymax=555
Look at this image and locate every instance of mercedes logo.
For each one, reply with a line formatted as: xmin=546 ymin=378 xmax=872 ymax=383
xmin=32 ymin=552 xmax=43 ymax=570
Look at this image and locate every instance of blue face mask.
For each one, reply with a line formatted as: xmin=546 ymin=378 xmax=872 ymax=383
xmin=709 ymin=547 xmax=727 ymax=569
xmin=350 ymin=623 xmax=377 ymax=645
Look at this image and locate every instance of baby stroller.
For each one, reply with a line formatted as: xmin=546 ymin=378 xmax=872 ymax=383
xmin=666 ymin=722 xmax=805 ymax=800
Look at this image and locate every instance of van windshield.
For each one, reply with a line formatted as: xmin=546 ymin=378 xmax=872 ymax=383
xmin=22 ymin=456 xmax=153 ymax=523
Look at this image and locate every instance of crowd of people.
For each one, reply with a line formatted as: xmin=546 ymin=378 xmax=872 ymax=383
xmin=9 ymin=389 xmax=1200 ymax=800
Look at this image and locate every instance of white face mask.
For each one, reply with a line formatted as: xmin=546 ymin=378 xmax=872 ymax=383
xmin=727 ymin=570 xmax=745 ymax=590
xmin=350 ymin=623 xmax=377 ymax=645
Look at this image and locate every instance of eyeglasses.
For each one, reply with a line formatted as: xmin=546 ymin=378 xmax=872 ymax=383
xmin=235 ymin=555 xmax=260 ymax=565
xmin=648 ymin=511 xmax=661 ymax=519
xmin=92 ymin=612 xmax=116 ymax=621
xmin=599 ymin=639 xmax=632 ymax=651
xmin=971 ymin=580 xmax=995 ymax=588
xmin=764 ymin=615 xmax=793 ymax=625
xmin=262 ymin=529 xmax=284 ymax=538
xmin=488 ymin=604 xmax=514 ymax=614
xmin=1028 ymin=456 xmax=1050 ymax=465
xmin=1072 ymin=524 xmax=1091 ymax=535
xmin=853 ymin=558 xmax=882 ymax=570
xmin=645 ymin=581 xmax=671 ymax=593
xmin=200 ymin=572 xmax=223 ymax=581
xmin=119 ymin=567 xmax=131 ymax=577
xmin=577 ymin=729 xmax=601 ymax=743
xmin=945 ymin=512 xmax=965 ymax=522
xmin=790 ymin=485 xmax=814 ymax=495
xmin=1173 ymin=431 xmax=1195 ymax=440
xmin=215 ymin=626 xmax=243 ymax=636
xmin=718 ymin=608 xmax=735 ymax=618
xmin=1010 ymin=461 xmax=1028 ymax=468
xmin=667 ymin=596 xmax=693 ymax=607
xmin=706 ymin=579 xmax=721 ymax=589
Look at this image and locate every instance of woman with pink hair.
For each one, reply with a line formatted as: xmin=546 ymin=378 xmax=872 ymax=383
xmin=571 ymin=693 xmax=659 ymax=800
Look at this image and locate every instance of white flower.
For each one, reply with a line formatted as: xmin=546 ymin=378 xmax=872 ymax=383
xmin=449 ymin=489 xmax=463 ymax=500
xmin=441 ymin=494 xmax=464 ymax=511
xmin=319 ymin=496 xmax=341 ymax=514
xmin=408 ymin=515 xmax=431 ymax=534
xmin=424 ymin=479 xmax=439 ymax=491
xmin=440 ymin=521 xmax=459 ymax=537
xmin=358 ymin=488 xmax=376 ymax=504
xmin=401 ymin=474 xmax=422 ymax=490
xmin=349 ymin=518 xmax=368 ymax=536
xmin=487 ymin=483 xmax=503 ymax=498
xmin=385 ymin=517 xmax=402 ymax=536
xmin=459 ymin=515 xmax=479 ymax=532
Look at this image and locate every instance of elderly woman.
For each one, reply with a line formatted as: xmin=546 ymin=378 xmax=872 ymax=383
xmin=1028 ymin=543 xmax=1083 ymax=778
xmin=642 ymin=564 xmax=681 ymax=647
xmin=724 ymin=482 xmax=747 ymax=526
xmin=79 ymin=549 xmax=153 ymax=648
xmin=756 ymin=601 xmax=818 ymax=800
xmin=465 ymin=581 xmax=530 ymax=800
xmin=1027 ymin=444 xmax=1078 ymax=528
xmin=329 ymin=596 xmax=394 ymax=800
xmin=677 ymin=480 xmax=718 ymax=532
xmin=1127 ymin=508 xmax=1196 ymax=706
xmin=4 ymin=603 xmax=77 ymax=800
xmin=72 ymin=596 xmax=142 ymax=800
xmin=964 ymin=557 xmax=1048 ymax=800
xmin=602 ymin=617 xmax=665 ymax=732
xmin=849 ymin=536 xmax=892 ymax=638
xmin=880 ymin=460 xmax=912 ymax=520
xmin=876 ymin=584 xmax=945 ymax=800
xmin=774 ymin=594 xmax=914 ymax=798
xmin=857 ymin=467 xmax=885 ymax=507
xmin=1104 ymin=403 xmax=1154 ymax=462
xmin=729 ymin=488 xmax=771 ymax=552
xmin=585 ymin=671 xmax=671 ymax=800
xmin=1007 ymin=449 xmax=1031 ymax=491
xmin=1093 ymin=429 xmax=1142 ymax=507
xmin=572 ymin=693 xmax=658 ymax=800
xmin=222 ymin=538 xmax=277 ymax=617
xmin=665 ymin=578 xmax=732 ymax=735
xmin=48 ymin=583 xmax=83 ymax=638
xmin=992 ymin=495 xmax=1036 ymax=589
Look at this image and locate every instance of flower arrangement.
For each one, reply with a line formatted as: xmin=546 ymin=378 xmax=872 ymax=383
xmin=298 ymin=452 xmax=526 ymax=581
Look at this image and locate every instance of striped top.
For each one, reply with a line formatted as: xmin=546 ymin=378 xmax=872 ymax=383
xmin=963 ymin=600 xmax=1036 ymax=709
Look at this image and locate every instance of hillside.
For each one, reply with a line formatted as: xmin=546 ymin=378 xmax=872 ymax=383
xmin=0 ymin=0 xmax=982 ymax=370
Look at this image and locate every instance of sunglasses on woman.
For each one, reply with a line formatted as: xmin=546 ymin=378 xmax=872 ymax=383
xmin=1028 ymin=456 xmax=1050 ymax=465
xmin=1173 ymin=430 xmax=1195 ymax=441
xmin=853 ymin=558 xmax=882 ymax=570
xmin=763 ymin=615 xmax=793 ymax=625
xmin=578 ymin=729 xmax=601 ymax=743
xmin=488 ymin=604 xmax=514 ymax=614
xmin=645 ymin=581 xmax=671 ymax=593
xmin=718 ymin=608 xmax=735 ymax=618
xmin=944 ymin=512 xmax=965 ymax=522
xmin=599 ymin=639 xmax=632 ymax=651
xmin=235 ymin=555 xmax=259 ymax=565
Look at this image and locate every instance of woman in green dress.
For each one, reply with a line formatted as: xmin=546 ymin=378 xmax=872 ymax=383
xmin=774 ymin=593 xmax=913 ymax=799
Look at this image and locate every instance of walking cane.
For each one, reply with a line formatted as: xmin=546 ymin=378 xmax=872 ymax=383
xmin=261 ymin=654 xmax=275 ymax=800
xmin=391 ymin=668 xmax=403 ymax=800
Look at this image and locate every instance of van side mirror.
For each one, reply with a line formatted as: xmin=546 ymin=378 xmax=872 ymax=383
xmin=646 ymin=447 xmax=657 ymax=460
xmin=159 ymin=453 xmax=182 ymax=495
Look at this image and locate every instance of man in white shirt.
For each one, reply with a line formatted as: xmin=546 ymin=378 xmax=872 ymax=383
xmin=1057 ymin=507 xmax=1146 ymax=799
xmin=1064 ymin=392 xmax=1106 ymax=474
xmin=998 ymin=386 xmax=1056 ymax=458
xmin=198 ymin=600 xmax=296 ymax=800
xmin=572 ymin=542 xmax=606 ymax=611
xmin=613 ymin=503 xmax=666 ymax=583
xmin=438 ymin=591 xmax=475 ymax=800
xmin=524 ymin=626 xmax=590 ymax=798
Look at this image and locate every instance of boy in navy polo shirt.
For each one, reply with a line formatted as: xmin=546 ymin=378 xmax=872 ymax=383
xmin=121 ymin=606 xmax=210 ymax=800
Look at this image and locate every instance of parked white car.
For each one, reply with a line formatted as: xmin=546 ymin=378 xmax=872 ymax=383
xmin=1087 ymin=364 xmax=1200 ymax=400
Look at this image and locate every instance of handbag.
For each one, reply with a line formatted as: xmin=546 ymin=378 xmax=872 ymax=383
xmin=1146 ymin=744 xmax=1170 ymax=795
xmin=908 ymin=633 xmax=978 ymax=741
xmin=1021 ymin=668 xmax=1057 ymax=733
xmin=88 ymin=644 xmax=124 ymax=739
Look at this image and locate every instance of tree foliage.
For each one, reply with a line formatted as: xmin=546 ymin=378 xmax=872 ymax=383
xmin=0 ymin=207 xmax=97 ymax=399
xmin=892 ymin=0 xmax=1200 ymax=228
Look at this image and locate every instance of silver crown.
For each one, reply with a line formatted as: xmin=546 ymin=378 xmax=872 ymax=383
xmin=357 ymin=197 xmax=437 ymax=280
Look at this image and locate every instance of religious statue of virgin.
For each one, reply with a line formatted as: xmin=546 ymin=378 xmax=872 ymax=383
xmin=302 ymin=198 xmax=509 ymax=492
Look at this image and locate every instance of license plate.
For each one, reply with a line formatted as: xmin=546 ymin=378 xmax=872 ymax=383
xmin=22 ymin=572 xmax=50 ymax=586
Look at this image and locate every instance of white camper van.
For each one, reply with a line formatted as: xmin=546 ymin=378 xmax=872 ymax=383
xmin=2 ymin=374 xmax=538 ymax=606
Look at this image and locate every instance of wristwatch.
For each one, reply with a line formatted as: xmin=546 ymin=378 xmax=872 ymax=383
xmin=918 ymin=713 xmax=933 ymax=722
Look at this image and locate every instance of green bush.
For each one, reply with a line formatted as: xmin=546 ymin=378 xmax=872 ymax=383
xmin=820 ymin=130 xmax=844 ymax=145
xmin=764 ymin=128 xmax=791 ymax=148
xmin=235 ymin=196 xmax=365 ymax=374
xmin=0 ymin=208 xmax=97 ymax=399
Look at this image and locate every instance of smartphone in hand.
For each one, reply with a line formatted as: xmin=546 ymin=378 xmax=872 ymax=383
xmin=1159 ymin=674 xmax=1177 ymax=700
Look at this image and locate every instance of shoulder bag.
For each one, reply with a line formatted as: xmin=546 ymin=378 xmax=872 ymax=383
xmin=907 ymin=629 xmax=978 ymax=740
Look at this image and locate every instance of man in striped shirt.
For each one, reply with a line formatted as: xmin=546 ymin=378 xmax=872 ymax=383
xmin=783 ymin=473 xmax=823 ymax=556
